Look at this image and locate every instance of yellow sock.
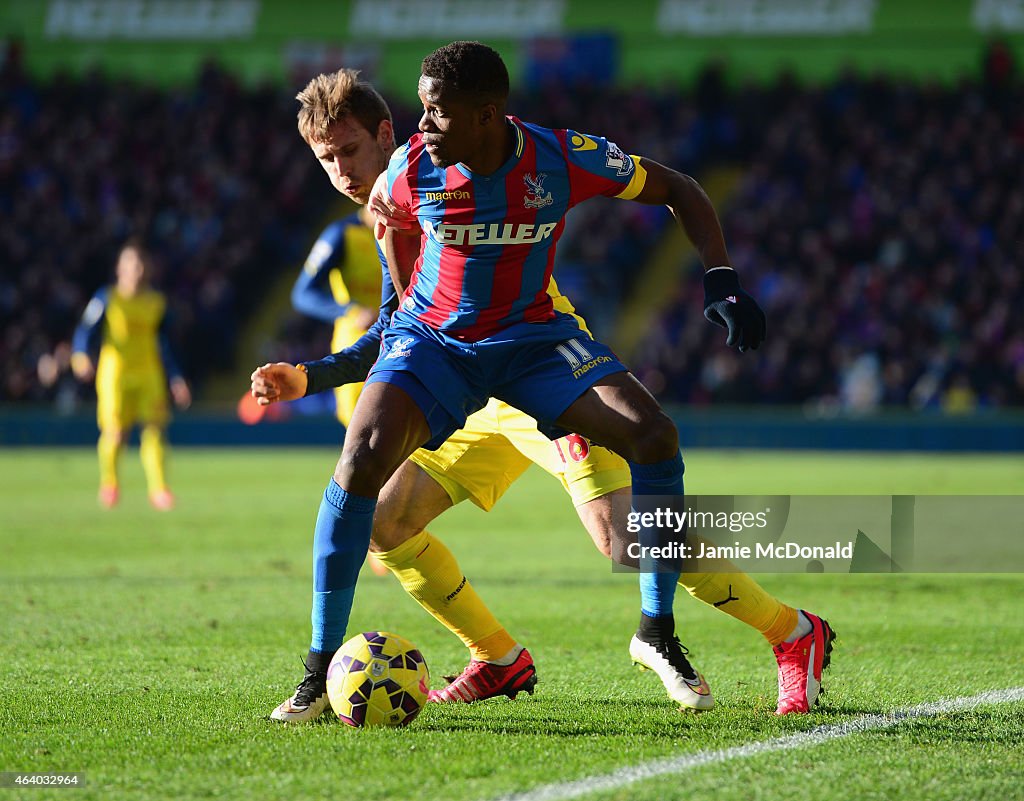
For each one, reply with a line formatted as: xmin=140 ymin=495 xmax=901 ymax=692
xmin=97 ymin=430 xmax=121 ymax=488
xmin=680 ymin=547 xmax=798 ymax=645
xmin=140 ymin=425 xmax=168 ymax=493
xmin=374 ymin=530 xmax=516 ymax=662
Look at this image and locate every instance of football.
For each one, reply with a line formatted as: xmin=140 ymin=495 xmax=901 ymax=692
xmin=326 ymin=631 xmax=430 ymax=727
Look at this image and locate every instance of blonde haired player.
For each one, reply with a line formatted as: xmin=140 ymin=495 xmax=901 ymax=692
xmin=253 ymin=65 xmax=832 ymax=723
xmin=72 ymin=239 xmax=191 ymax=510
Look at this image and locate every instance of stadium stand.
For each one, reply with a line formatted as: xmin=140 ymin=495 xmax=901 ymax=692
xmin=3 ymin=41 xmax=1021 ymax=411
xmin=633 ymin=63 xmax=1024 ymax=411
xmin=0 ymin=48 xmax=335 ymax=403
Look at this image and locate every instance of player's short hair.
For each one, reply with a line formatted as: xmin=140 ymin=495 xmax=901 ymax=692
xmin=421 ymin=41 xmax=509 ymax=104
xmin=296 ymin=68 xmax=392 ymax=144
xmin=120 ymin=236 xmax=150 ymax=262
xmin=117 ymin=236 xmax=153 ymax=274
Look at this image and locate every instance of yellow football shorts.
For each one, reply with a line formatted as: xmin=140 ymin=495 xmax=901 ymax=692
xmin=409 ymin=398 xmax=631 ymax=511
xmin=96 ymin=365 xmax=169 ymax=431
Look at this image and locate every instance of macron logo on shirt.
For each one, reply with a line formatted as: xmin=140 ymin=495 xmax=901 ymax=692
xmin=423 ymin=220 xmax=558 ymax=247
xmin=424 ymin=190 xmax=471 ymax=202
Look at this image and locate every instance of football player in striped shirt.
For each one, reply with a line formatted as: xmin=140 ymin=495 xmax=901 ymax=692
xmin=258 ymin=55 xmax=833 ymax=722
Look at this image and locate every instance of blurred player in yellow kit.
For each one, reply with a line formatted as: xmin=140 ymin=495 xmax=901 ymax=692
xmin=72 ymin=239 xmax=191 ymax=510
xmin=290 ymin=206 xmax=381 ymax=426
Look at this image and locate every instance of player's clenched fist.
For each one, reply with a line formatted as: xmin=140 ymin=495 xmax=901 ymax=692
xmin=250 ymin=362 xmax=308 ymax=406
xmin=702 ymin=266 xmax=767 ymax=352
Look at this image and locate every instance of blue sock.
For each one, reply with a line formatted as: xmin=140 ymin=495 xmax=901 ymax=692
xmin=310 ymin=479 xmax=377 ymax=655
xmin=631 ymin=453 xmax=684 ymax=619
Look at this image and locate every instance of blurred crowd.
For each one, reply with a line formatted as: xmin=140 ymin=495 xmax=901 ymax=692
xmin=0 ymin=44 xmax=333 ymax=406
xmin=633 ymin=55 xmax=1024 ymax=411
xmin=3 ymin=40 xmax=1022 ymax=411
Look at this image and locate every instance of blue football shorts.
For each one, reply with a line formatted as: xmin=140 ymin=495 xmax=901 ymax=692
xmin=365 ymin=310 xmax=627 ymax=450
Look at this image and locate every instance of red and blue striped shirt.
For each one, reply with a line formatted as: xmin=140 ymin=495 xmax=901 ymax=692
xmin=385 ymin=116 xmax=647 ymax=341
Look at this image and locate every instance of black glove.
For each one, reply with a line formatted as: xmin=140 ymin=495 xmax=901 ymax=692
xmin=703 ymin=267 xmax=766 ymax=352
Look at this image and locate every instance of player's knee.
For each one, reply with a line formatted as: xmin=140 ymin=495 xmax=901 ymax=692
xmin=626 ymin=411 xmax=679 ymax=463
xmin=101 ymin=429 xmax=126 ymax=448
xmin=332 ymin=428 xmax=396 ymax=493
xmin=333 ymin=451 xmax=390 ymax=495
xmin=369 ymin=508 xmax=420 ymax=553
xmin=368 ymin=527 xmax=416 ymax=553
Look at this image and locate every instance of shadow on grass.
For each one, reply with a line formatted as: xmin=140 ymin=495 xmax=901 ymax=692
xmin=408 ymin=696 xmax=861 ymax=739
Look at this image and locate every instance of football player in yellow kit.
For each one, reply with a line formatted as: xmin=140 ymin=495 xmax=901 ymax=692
xmin=290 ymin=207 xmax=381 ymax=427
xmin=72 ymin=239 xmax=191 ymax=510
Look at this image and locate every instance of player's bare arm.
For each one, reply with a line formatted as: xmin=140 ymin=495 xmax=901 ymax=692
xmin=631 ymin=157 xmax=766 ymax=351
xmin=629 ymin=158 xmax=731 ymax=269
xmin=381 ymin=226 xmax=420 ymax=295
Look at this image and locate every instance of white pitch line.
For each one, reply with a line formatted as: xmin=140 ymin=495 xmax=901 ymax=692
xmin=490 ymin=687 xmax=1024 ymax=801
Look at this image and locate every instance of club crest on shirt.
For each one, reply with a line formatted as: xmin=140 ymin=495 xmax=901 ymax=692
xmin=384 ymin=336 xmax=415 ymax=360
xmin=523 ymin=173 xmax=553 ymax=209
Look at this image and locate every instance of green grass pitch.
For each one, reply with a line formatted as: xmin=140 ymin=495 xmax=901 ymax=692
xmin=1 ymin=448 xmax=1022 ymax=800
